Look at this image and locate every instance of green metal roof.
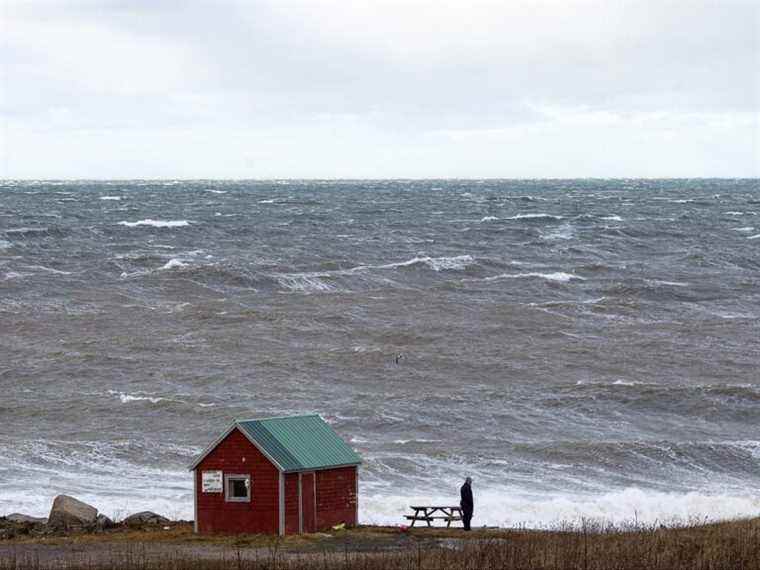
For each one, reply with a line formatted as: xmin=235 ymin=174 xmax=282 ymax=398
xmin=236 ymin=415 xmax=361 ymax=472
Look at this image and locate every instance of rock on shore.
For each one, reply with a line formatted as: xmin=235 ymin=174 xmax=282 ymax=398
xmin=2 ymin=495 xmax=173 ymax=539
xmin=123 ymin=511 xmax=170 ymax=526
xmin=47 ymin=495 xmax=98 ymax=530
xmin=6 ymin=514 xmax=47 ymax=525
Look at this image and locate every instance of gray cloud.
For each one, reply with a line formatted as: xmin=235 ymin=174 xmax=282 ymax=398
xmin=1 ymin=0 xmax=758 ymax=177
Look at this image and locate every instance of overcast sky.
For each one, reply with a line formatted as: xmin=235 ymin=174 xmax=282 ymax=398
xmin=1 ymin=0 xmax=758 ymax=178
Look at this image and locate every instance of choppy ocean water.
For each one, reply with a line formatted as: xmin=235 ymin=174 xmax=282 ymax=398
xmin=1 ymin=179 xmax=758 ymax=526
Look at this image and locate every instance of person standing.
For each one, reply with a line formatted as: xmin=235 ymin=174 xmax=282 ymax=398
xmin=460 ymin=476 xmax=474 ymax=531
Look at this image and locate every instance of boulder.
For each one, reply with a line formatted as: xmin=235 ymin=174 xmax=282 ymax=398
xmin=123 ymin=511 xmax=170 ymax=526
xmin=47 ymin=495 xmax=98 ymax=530
xmin=6 ymin=513 xmax=47 ymax=525
xmin=95 ymin=514 xmax=115 ymax=530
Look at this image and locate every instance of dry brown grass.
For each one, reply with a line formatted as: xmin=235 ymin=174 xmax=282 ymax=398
xmin=1 ymin=518 xmax=759 ymax=569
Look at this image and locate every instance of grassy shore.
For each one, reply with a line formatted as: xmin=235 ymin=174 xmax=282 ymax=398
xmin=1 ymin=518 xmax=759 ymax=569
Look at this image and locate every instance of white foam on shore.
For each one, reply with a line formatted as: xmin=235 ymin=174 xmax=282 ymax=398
xmin=360 ymin=487 xmax=760 ymax=528
xmin=7 ymin=478 xmax=758 ymax=528
xmin=118 ymin=219 xmax=190 ymax=228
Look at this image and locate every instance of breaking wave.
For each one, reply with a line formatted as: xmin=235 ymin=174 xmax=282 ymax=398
xmin=506 ymin=213 xmax=564 ymax=221
xmin=118 ymin=219 xmax=191 ymax=228
xmin=483 ymin=271 xmax=585 ymax=283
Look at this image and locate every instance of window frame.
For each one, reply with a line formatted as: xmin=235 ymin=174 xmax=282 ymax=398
xmin=224 ymin=473 xmax=251 ymax=503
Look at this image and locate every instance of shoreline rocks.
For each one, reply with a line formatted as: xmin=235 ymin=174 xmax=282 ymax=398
xmin=47 ymin=495 xmax=98 ymax=531
xmin=1 ymin=496 xmax=173 ymax=539
xmin=123 ymin=511 xmax=170 ymax=527
xmin=6 ymin=514 xmax=47 ymax=525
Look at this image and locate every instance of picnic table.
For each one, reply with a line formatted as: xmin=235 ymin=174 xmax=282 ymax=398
xmin=405 ymin=505 xmax=463 ymax=528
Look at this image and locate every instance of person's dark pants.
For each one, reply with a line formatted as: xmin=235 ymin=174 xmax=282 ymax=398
xmin=462 ymin=508 xmax=473 ymax=531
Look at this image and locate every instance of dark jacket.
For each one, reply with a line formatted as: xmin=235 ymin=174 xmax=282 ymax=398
xmin=460 ymin=482 xmax=473 ymax=512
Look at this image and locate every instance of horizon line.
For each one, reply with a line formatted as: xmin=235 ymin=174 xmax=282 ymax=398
xmin=1 ymin=176 xmax=758 ymax=182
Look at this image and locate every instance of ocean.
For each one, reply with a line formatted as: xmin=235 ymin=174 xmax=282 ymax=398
xmin=1 ymin=179 xmax=758 ymax=527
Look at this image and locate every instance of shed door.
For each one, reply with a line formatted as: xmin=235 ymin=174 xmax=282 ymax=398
xmin=301 ymin=472 xmax=316 ymax=533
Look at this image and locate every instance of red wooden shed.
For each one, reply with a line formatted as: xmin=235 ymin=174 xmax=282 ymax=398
xmin=189 ymin=414 xmax=362 ymax=535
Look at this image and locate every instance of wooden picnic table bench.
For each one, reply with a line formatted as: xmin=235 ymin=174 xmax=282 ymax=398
xmin=404 ymin=505 xmax=463 ymax=528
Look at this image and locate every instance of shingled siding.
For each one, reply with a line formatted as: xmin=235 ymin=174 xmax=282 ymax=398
xmin=195 ymin=428 xmax=280 ymax=534
xmin=315 ymin=466 xmax=357 ymax=530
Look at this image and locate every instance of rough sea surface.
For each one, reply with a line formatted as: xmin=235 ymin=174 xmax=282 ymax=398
xmin=1 ymin=179 xmax=758 ymax=526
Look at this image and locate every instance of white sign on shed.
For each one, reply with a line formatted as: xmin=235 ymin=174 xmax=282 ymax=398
xmin=202 ymin=470 xmax=223 ymax=493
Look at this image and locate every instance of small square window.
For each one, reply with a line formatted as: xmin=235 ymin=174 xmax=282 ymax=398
xmin=225 ymin=474 xmax=251 ymax=502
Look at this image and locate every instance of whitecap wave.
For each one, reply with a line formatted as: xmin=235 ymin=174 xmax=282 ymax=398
xmin=118 ymin=219 xmax=190 ymax=228
xmin=484 ymin=272 xmax=584 ymax=283
xmin=23 ymin=265 xmax=72 ymax=275
xmin=0 ymin=240 xmax=11 ymax=249
xmin=542 ymin=224 xmax=574 ymax=240
xmin=748 ymin=234 xmax=760 ymax=240
xmin=646 ymin=279 xmax=689 ymax=287
xmin=480 ymin=216 xmax=499 ymax=222
xmin=379 ymin=255 xmax=474 ymax=272
xmin=275 ymin=273 xmax=335 ymax=293
xmin=161 ymin=259 xmax=187 ymax=270
xmin=506 ymin=213 xmax=563 ymax=220
xmin=108 ymin=390 xmax=167 ymax=404
xmin=99 ymin=196 xmax=121 ymax=201
xmin=602 ymin=215 xmax=623 ymax=221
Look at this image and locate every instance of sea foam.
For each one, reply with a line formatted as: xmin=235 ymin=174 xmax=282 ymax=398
xmin=162 ymin=259 xmax=187 ymax=270
xmin=378 ymin=255 xmax=475 ymax=272
xmin=108 ymin=390 xmax=167 ymax=404
xmin=360 ymin=487 xmax=760 ymax=528
xmin=484 ymin=272 xmax=584 ymax=283
xmin=118 ymin=219 xmax=190 ymax=228
xmin=506 ymin=213 xmax=563 ymax=220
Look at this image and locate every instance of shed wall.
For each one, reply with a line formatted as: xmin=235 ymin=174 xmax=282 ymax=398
xmin=195 ymin=427 xmax=280 ymax=534
xmin=315 ymin=466 xmax=358 ymax=530
xmin=284 ymin=473 xmax=300 ymax=535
